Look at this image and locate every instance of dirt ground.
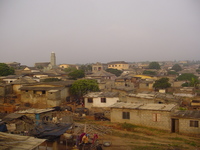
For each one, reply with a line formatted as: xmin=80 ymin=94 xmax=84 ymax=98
xmin=73 ymin=117 xmax=200 ymax=150
xmin=98 ymin=129 xmax=200 ymax=150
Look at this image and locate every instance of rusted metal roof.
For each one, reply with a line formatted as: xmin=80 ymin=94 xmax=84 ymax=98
xmin=172 ymin=110 xmax=200 ymax=119
xmin=89 ymin=70 xmax=115 ymax=77
xmin=11 ymin=77 xmax=38 ymax=84
xmin=16 ymin=108 xmax=55 ymax=114
xmin=109 ymin=102 xmax=176 ymax=111
xmin=0 ymin=132 xmax=45 ymax=150
xmin=19 ymin=86 xmax=64 ymax=91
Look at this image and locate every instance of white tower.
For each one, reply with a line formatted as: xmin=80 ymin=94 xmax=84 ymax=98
xmin=50 ymin=52 xmax=56 ymax=67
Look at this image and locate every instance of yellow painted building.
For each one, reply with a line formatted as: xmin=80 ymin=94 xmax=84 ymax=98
xmin=107 ymin=61 xmax=129 ymax=70
xmin=59 ymin=64 xmax=79 ymax=69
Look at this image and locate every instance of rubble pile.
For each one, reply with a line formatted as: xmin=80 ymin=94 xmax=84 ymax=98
xmin=74 ymin=123 xmax=112 ymax=136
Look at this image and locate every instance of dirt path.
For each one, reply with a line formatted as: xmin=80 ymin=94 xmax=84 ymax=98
xmin=74 ymin=119 xmax=200 ymax=150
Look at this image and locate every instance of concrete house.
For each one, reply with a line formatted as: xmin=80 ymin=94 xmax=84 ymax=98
xmin=114 ymin=76 xmax=135 ymax=88
xmin=23 ymin=67 xmax=40 ymax=73
xmin=19 ymin=81 xmax=73 ymax=108
xmin=83 ymin=92 xmax=119 ymax=109
xmin=11 ymin=76 xmax=38 ymax=95
xmin=92 ymin=62 xmax=108 ymax=73
xmin=109 ymin=102 xmax=177 ymax=131
xmin=0 ymin=83 xmax=12 ymax=97
xmin=1 ymin=75 xmax=21 ymax=84
xmin=171 ymin=110 xmax=200 ymax=135
xmin=6 ymin=62 xmax=21 ymax=69
xmin=138 ymin=80 xmax=154 ymax=90
xmin=58 ymin=64 xmax=79 ymax=69
xmin=107 ymin=61 xmax=129 ymax=70
xmin=86 ymin=70 xmax=117 ymax=82
xmin=15 ymin=108 xmax=55 ymax=123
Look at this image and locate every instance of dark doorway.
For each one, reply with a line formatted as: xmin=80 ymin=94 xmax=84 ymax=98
xmin=171 ymin=118 xmax=179 ymax=133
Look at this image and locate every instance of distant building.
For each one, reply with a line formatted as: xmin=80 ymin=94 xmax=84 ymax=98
xmin=50 ymin=52 xmax=56 ymax=67
xmin=34 ymin=52 xmax=57 ymax=70
xmin=86 ymin=70 xmax=116 ymax=81
xmin=6 ymin=62 xmax=21 ymax=69
xmin=59 ymin=64 xmax=79 ymax=69
xmin=92 ymin=62 xmax=108 ymax=73
xmin=34 ymin=62 xmax=50 ymax=69
xmin=107 ymin=61 xmax=129 ymax=70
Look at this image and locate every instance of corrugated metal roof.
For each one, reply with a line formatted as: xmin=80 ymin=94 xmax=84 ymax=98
xmin=19 ymin=86 xmax=64 ymax=91
xmin=2 ymin=113 xmax=24 ymax=121
xmin=16 ymin=108 xmax=55 ymax=114
xmin=0 ymin=132 xmax=45 ymax=150
xmin=89 ymin=70 xmax=115 ymax=77
xmin=109 ymin=102 xmax=176 ymax=111
xmin=172 ymin=110 xmax=200 ymax=119
xmin=11 ymin=77 xmax=38 ymax=84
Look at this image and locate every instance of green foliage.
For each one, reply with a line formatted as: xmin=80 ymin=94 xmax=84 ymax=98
xmin=153 ymin=78 xmax=171 ymax=89
xmin=176 ymin=73 xmax=198 ymax=81
xmin=143 ymin=70 xmax=156 ymax=75
xmin=171 ymin=64 xmax=182 ymax=72
xmin=148 ymin=62 xmax=160 ymax=69
xmin=178 ymin=107 xmax=187 ymax=110
xmin=121 ymin=122 xmax=136 ymax=131
xmin=68 ymin=70 xmax=85 ymax=80
xmin=196 ymin=69 xmax=200 ymax=73
xmin=63 ymin=67 xmax=77 ymax=73
xmin=168 ymin=71 xmax=178 ymax=75
xmin=190 ymin=77 xmax=199 ymax=88
xmin=105 ymin=68 xmax=123 ymax=77
xmin=79 ymin=64 xmax=92 ymax=73
xmin=181 ymin=82 xmax=190 ymax=87
xmin=69 ymin=79 xmax=99 ymax=97
xmin=36 ymin=65 xmax=44 ymax=69
xmin=42 ymin=78 xmax=61 ymax=82
xmin=181 ymin=78 xmax=199 ymax=88
xmin=0 ymin=63 xmax=15 ymax=76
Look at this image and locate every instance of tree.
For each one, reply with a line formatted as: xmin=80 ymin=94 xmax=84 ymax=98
xmin=171 ymin=64 xmax=182 ymax=72
xmin=176 ymin=73 xmax=198 ymax=81
xmin=68 ymin=70 xmax=85 ymax=80
xmin=181 ymin=82 xmax=190 ymax=87
xmin=69 ymin=79 xmax=99 ymax=98
xmin=36 ymin=65 xmax=44 ymax=69
xmin=190 ymin=77 xmax=199 ymax=88
xmin=42 ymin=78 xmax=61 ymax=82
xmin=142 ymin=70 xmax=156 ymax=76
xmin=148 ymin=62 xmax=160 ymax=69
xmin=153 ymin=78 xmax=171 ymax=89
xmin=79 ymin=64 xmax=92 ymax=73
xmin=196 ymin=69 xmax=200 ymax=74
xmin=105 ymin=68 xmax=123 ymax=77
xmin=0 ymin=63 xmax=15 ymax=76
xmin=168 ymin=71 xmax=178 ymax=75
xmin=63 ymin=67 xmax=77 ymax=73
xmin=196 ymin=65 xmax=200 ymax=74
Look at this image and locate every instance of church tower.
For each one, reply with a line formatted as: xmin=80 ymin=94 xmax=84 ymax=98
xmin=50 ymin=52 xmax=56 ymax=67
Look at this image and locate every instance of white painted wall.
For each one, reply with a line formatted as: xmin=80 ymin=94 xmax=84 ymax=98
xmin=84 ymin=97 xmax=119 ymax=109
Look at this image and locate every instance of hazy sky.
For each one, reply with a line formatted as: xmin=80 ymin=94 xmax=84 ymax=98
xmin=0 ymin=0 xmax=200 ymax=66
